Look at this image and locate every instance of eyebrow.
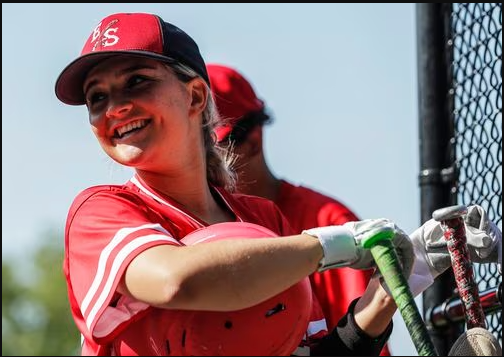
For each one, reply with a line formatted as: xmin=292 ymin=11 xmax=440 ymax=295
xmin=83 ymin=63 xmax=159 ymax=95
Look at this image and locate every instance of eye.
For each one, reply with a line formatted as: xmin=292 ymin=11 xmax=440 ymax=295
xmin=127 ymin=75 xmax=148 ymax=88
xmin=86 ymin=91 xmax=106 ymax=106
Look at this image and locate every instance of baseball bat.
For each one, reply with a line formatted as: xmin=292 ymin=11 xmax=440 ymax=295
xmin=432 ymin=205 xmax=487 ymax=329
xmin=362 ymin=228 xmax=438 ymax=356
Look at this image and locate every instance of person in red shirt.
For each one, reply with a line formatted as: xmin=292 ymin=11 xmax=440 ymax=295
xmin=207 ymin=63 xmax=375 ymax=330
xmin=206 ymin=63 xmax=503 ymax=355
xmin=54 ymin=12 xmax=501 ymax=356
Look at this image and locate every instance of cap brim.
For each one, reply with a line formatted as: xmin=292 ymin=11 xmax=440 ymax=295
xmin=55 ymin=51 xmax=173 ymax=106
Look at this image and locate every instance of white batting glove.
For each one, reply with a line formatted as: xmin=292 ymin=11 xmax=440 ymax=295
xmin=303 ymin=219 xmax=414 ymax=279
xmin=407 ymin=204 xmax=502 ymax=296
xmin=464 ymin=205 xmax=501 ymax=267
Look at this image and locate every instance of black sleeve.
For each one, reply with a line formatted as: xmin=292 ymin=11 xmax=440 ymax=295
xmin=309 ymin=298 xmax=393 ymax=356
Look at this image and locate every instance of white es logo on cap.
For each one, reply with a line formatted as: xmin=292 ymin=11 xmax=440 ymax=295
xmin=91 ymin=19 xmax=119 ymax=52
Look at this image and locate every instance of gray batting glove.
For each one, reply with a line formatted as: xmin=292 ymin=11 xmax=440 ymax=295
xmin=303 ymin=218 xmax=414 ymax=279
xmin=407 ymin=204 xmax=502 ymax=296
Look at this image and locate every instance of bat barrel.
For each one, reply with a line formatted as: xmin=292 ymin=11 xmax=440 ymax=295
xmin=362 ymin=228 xmax=438 ymax=356
xmin=432 ymin=205 xmax=486 ymax=329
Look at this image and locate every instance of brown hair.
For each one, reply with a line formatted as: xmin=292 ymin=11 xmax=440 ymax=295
xmin=167 ymin=61 xmax=237 ymax=192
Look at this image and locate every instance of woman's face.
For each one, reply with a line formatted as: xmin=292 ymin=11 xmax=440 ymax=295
xmin=83 ymin=56 xmax=204 ymax=171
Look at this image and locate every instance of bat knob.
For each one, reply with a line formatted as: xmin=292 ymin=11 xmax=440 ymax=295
xmin=432 ymin=205 xmax=468 ymax=221
xmin=360 ymin=226 xmax=395 ymax=249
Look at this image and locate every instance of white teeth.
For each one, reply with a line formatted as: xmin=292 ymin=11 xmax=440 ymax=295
xmin=116 ymin=120 xmax=147 ymax=138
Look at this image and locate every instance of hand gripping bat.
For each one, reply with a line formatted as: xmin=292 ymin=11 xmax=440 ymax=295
xmin=432 ymin=205 xmax=486 ymax=329
xmin=362 ymin=228 xmax=438 ymax=356
xmin=432 ymin=205 xmax=501 ymax=356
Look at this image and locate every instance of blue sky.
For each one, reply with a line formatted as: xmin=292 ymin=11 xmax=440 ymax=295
xmin=3 ymin=3 xmax=420 ymax=355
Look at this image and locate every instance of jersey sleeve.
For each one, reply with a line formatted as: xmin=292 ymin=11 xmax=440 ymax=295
xmin=63 ymin=187 xmax=180 ymax=344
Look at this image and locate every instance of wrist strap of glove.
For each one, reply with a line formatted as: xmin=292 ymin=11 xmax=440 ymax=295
xmin=303 ymin=226 xmax=357 ymax=272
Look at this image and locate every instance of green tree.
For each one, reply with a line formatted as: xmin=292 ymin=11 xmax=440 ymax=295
xmin=2 ymin=229 xmax=80 ymax=356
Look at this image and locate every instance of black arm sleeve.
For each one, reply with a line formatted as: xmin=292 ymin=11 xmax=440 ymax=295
xmin=309 ymin=298 xmax=393 ymax=356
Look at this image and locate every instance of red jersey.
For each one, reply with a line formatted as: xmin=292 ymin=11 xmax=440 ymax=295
xmin=63 ymin=174 xmax=327 ymax=355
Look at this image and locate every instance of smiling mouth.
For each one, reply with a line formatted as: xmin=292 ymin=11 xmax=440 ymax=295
xmin=114 ymin=119 xmax=151 ymax=139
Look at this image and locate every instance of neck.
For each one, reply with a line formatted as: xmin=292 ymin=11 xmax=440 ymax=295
xmin=135 ymin=169 xmax=233 ymax=224
xmin=236 ymin=155 xmax=281 ymax=203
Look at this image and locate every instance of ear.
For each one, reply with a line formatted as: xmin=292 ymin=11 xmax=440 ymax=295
xmin=187 ymin=77 xmax=208 ymax=117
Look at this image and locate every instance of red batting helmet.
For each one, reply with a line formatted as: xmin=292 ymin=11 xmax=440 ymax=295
xmin=178 ymin=222 xmax=312 ymax=356
xmin=114 ymin=222 xmax=312 ymax=356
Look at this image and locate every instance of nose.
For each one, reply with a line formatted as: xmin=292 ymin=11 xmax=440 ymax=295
xmin=106 ymin=97 xmax=133 ymax=119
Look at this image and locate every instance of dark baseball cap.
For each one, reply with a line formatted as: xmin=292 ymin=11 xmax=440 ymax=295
xmin=55 ymin=12 xmax=209 ymax=105
xmin=206 ymin=64 xmax=265 ymax=142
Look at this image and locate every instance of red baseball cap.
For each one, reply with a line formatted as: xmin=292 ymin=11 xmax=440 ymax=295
xmin=55 ymin=13 xmax=209 ymax=105
xmin=207 ymin=64 xmax=265 ymax=142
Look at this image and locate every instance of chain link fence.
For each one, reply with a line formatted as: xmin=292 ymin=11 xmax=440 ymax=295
xmin=418 ymin=3 xmax=502 ymax=354
xmin=450 ymin=2 xmax=502 ymax=342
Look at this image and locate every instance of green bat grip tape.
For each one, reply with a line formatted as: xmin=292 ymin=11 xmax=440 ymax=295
xmin=362 ymin=228 xmax=438 ymax=356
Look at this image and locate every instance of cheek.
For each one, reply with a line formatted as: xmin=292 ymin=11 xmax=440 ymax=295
xmin=88 ymin=111 xmax=103 ymax=128
xmin=89 ymin=113 xmax=109 ymax=138
xmin=89 ymin=121 xmax=110 ymax=151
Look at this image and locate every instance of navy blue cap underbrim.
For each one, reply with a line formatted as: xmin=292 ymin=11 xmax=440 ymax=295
xmin=55 ymin=50 xmax=185 ymax=106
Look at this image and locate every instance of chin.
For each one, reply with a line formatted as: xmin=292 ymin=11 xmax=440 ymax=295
xmin=112 ymin=148 xmax=146 ymax=167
